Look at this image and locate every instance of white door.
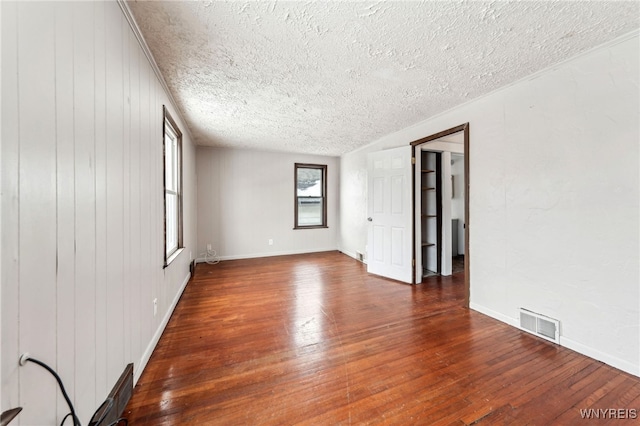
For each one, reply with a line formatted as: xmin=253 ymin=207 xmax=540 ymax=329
xmin=367 ymin=146 xmax=413 ymax=283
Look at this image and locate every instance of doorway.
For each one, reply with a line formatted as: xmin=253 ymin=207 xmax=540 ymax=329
xmin=410 ymin=123 xmax=470 ymax=307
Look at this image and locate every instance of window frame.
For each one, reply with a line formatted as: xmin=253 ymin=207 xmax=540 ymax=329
xmin=294 ymin=163 xmax=328 ymax=229
xmin=163 ymin=105 xmax=183 ymax=266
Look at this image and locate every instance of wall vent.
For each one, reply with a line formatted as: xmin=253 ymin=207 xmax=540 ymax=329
xmin=519 ymin=308 xmax=560 ymax=344
xmin=355 ymin=251 xmax=364 ymax=262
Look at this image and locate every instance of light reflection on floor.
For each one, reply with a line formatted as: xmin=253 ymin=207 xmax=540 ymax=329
xmin=292 ymin=263 xmax=326 ymax=350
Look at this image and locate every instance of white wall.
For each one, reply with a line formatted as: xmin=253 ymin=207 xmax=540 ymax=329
xmin=1 ymin=2 xmax=197 ymax=424
xmin=197 ymin=147 xmax=339 ymax=260
xmin=340 ymin=32 xmax=639 ymax=376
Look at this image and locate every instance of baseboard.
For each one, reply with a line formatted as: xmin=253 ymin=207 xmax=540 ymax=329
xmin=469 ymin=302 xmax=518 ymax=327
xmin=339 ymin=249 xmax=357 ymax=260
xmin=470 ymin=302 xmax=640 ymax=378
xmin=196 ymin=247 xmax=339 ymax=263
xmin=134 ymin=272 xmax=191 ymax=384
xmin=560 ymin=336 xmax=639 ymax=377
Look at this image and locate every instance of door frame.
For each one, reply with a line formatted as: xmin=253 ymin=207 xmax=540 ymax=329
xmin=410 ymin=123 xmax=470 ymax=307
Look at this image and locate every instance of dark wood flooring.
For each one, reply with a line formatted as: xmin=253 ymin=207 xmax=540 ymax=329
xmin=124 ymin=251 xmax=639 ymax=425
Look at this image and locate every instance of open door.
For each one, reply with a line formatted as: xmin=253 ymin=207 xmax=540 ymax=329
xmin=366 ymin=146 xmax=413 ymax=283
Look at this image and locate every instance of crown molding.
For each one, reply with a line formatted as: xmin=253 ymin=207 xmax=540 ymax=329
xmin=116 ymin=0 xmax=195 ymax=143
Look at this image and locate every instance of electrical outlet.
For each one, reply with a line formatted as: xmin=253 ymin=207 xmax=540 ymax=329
xmin=268 ymin=239 xmax=273 ymax=246
xmin=153 ymin=298 xmax=158 ymax=317
xmin=207 ymin=243 xmax=212 ymax=251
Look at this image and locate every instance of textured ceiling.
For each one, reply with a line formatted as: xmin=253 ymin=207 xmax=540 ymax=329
xmin=127 ymin=1 xmax=639 ymax=156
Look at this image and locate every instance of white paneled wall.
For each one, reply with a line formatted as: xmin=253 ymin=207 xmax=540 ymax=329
xmin=197 ymin=147 xmax=339 ymax=260
xmin=1 ymin=2 xmax=196 ymax=425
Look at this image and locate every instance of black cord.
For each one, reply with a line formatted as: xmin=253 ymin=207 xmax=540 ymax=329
xmin=107 ymin=419 xmax=128 ymax=426
xmin=60 ymin=412 xmax=73 ymax=426
xmin=24 ymin=357 xmax=81 ymax=426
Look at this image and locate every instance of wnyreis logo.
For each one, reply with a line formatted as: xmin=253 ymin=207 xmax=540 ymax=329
xmin=579 ymin=408 xmax=637 ymax=420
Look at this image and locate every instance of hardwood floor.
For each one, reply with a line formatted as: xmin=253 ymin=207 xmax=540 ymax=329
xmin=124 ymin=251 xmax=639 ymax=425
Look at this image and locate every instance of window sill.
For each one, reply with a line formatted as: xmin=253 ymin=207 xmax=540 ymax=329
xmin=293 ymin=225 xmax=329 ymax=230
xmin=164 ymin=247 xmax=184 ymax=268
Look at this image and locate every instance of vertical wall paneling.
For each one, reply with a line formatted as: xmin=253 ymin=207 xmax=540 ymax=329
xmin=149 ymin=79 xmax=159 ymax=330
xmin=1 ymin=0 xmax=20 ymax=412
xmin=104 ymin=4 xmax=125 ymax=387
xmin=73 ymin=2 xmax=97 ymax=421
xmin=158 ymin=95 xmax=165 ymax=308
xmin=121 ymin=16 xmax=132 ymax=371
xmin=54 ymin=3 xmax=76 ymax=422
xmin=129 ymin=33 xmax=142 ymax=371
xmin=147 ymin=71 xmax=153 ymax=335
xmin=18 ymin=2 xmax=58 ymax=423
xmin=1 ymin=2 xmax=196 ymax=422
xmin=139 ymin=59 xmax=151 ymax=356
xmin=0 ymin=0 xmax=3 ymax=413
xmin=92 ymin=0 xmax=108 ymax=403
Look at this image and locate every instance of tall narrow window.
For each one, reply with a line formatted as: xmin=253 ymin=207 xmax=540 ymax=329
xmin=294 ymin=163 xmax=327 ymax=229
xmin=163 ymin=106 xmax=183 ymax=265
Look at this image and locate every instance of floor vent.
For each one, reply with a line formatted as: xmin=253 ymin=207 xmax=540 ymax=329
xmin=519 ymin=309 xmax=560 ymax=344
xmin=89 ymin=363 xmax=133 ymax=425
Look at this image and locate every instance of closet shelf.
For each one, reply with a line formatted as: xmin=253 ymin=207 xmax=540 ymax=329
xmin=421 ymin=242 xmax=435 ymax=247
xmin=421 ymin=169 xmax=435 ymax=173
xmin=421 ymin=187 xmax=436 ymax=191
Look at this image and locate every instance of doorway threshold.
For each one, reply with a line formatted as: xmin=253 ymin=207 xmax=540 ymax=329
xmin=423 ymin=269 xmax=439 ymax=278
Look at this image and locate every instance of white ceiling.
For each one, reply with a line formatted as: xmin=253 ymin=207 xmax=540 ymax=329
xmin=127 ymin=1 xmax=639 ymax=156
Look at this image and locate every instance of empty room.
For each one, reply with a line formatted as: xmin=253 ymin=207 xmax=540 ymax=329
xmin=1 ymin=1 xmax=639 ymax=425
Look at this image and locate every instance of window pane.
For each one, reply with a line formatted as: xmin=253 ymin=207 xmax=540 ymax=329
xmin=166 ymin=192 xmax=178 ymax=254
xmin=297 ymin=167 xmax=322 ymax=196
xmin=165 ymin=134 xmax=176 ymax=192
xmin=297 ymin=197 xmax=323 ymax=226
xmin=171 ymin=138 xmax=177 ymax=190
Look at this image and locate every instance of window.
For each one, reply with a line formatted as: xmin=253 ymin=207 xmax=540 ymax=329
xmin=163 ymin=106 xmax=183 ymax=265
xmin=294 ymin=163 xmax=327 ymax=229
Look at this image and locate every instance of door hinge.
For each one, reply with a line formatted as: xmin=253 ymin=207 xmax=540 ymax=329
xmin=411 ymin=157 xmax=416 ymax=165
xmin=412 ymin=258 xmax=415 ymax=267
